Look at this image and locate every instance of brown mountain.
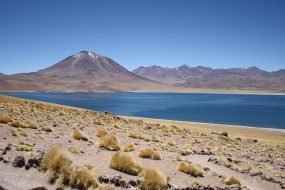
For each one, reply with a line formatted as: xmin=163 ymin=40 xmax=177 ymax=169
xmin=0 ymin=51 xmax=164 ymax=92
xmin=133 ymin=65 xmax=285 ymax=92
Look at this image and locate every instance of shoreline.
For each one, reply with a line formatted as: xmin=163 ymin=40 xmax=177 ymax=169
xmin=1 ymin=94 xmax=285 ymax=143
xmin=119 ymin=115 xmax=285 ymax=133
xmin=1 ymin=90 xmax=285 ymax=96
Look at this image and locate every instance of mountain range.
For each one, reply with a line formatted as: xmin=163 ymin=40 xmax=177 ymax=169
xmin=0 ymin=51 xmax=165 ymax=92
xmin=0 ymin=51 xmax=284 ymax=93
xmin=133 ymin=65 xmax=285 ymax=92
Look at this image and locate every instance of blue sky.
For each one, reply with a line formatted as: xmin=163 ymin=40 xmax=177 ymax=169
xmin=0 ymin=0 xmax=284 ymax=74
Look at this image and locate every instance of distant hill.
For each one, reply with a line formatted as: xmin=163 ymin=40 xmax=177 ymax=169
xmin=133 ymin=65 xmax=285 ymax=92
xmin=0 ymin=51 xmax=163 ymax=92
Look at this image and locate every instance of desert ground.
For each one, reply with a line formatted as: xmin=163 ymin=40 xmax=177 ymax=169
xmin=0 ymin=95 xmax=284 ymax=190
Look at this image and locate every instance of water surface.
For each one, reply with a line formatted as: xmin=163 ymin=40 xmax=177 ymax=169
xmin=2 ymin=92 xmax=285 ymax=129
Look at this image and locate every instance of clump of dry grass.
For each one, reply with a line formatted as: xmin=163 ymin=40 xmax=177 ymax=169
xmin=167 ymin=139 xmax=177 ymax=146
xmin=128 ymin=132 xmax=138 ymax=139
xmin=11 ymin=128 xmax=27 ymax=137
xmin=42 ymin=146 xmax=99 ymax=189
xmin=178 ymin=162 xmax=204 ymax=177
xmin=139 ymin=148 xmax=161 ymax=160
xmin=10 ymin=120 xmax=25 ymax=128
xmin=70 ymin=167 xmax=99 ymax=189
xmin=109 ymin=151 xmax=142 ymax=175
xmin=123 ymin=144 xmax=136 ymax=152
xmin=72 ymin=130 xmax=88 ymax=141
xmin=139 ymin=168 xmax=167 ymax=190
xmin=176 ymin=154 xmax=182 ymax=161
xmin=16 ymin=141 xmax=33 ymax=151
xmin=151 ymin=135 xmax=160 ymax=142
xmin=0 ymin=115 xmax=12 ymax=124
xmin=41 ymin=126 xmax=53 ymax=132
xmin=98 ymin=134 xmax=120 ymax=151
xmin=96 ymin=128 xmax=108 ymax=137
xmin=25 ymin=120 xmax=37 ymax=129
xmin=224 ymin=176 xmax=243 ymax=186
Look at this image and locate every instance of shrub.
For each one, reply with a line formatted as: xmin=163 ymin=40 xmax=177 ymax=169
xmin=42 ymin=146 xmax=99 ymax=189
xmin=167 ymin=139 xmax=176 ymax=146
xmin=139 ymin=168 xmax=167 ymax=190
xmin=224 ymin=176 xmax=242 ymax=186
xmin=128 ymin=132 xmax=138 ymax=139
xmin=11 ymin=128 xmax=27 ymax=137
xmin=25 ymin=120 xmax=37 ymax=129
xmin=96 ymin=129 xmax=108 ymax=137
xmin=151 ymin=135 xmax=160 ymax=142
xmin=0 ymin=115 xmax=12 ymax=124
xmin=109 ymin=151 xmax=142 ymax=175
xmin=123 ymin=144 xmax=136 ymax=152
xmin=70 ymin=167 xmax=99 ymax=189
xmin=98 ymin=134 xmax=120 ymax=151
xmin=10 ymin=120 xmax=25 ymax=128
xmin=72 ymin=130 xmax=88 ymax=141
xmin=178 ymin=162 xmax=204 ymax=177
xmin=139 ymin=148 xmax=161 ymax=160
xmin=16 ymin=141 xmax=33 ymax=151
xmin=42 ymin=126 xmax=53 ymax=132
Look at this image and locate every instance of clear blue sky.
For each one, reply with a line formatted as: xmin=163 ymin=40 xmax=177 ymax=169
xmin=0 ymin=0 xmax=284 ymax=74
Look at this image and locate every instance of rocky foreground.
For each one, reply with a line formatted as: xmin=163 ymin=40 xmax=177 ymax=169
xmin=0 ymin=95 xmax=284 ymax=190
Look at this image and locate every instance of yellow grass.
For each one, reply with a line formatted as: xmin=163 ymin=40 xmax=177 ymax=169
xmin=0 ymin=114 xmax=12 ymax=124
xmin=98 ymin=134 xmax=120 ymax=151
xmin=178 ymin=162 xmax=204 ymax=177
xmin=11 ymin=128 xmax=27 ymax=137
xmin=139 ymin=148 xmax=161 ymax=160
xmin=139 ymin=168 xmax=167 ymax=190
xmin=167 ymin=139 xmax=177 ymax=146
xmin=96 ymin=128 xmax=108 ymax=137
xmin=70 ymin=167 xmax=99 ymax=189
xmin=72 ymin=129 xmax=89 ymax=141
xmin=224 ymin=176 xmax=243 ymax=187
xmin=109 ymin=151 xmax=142 ymax=175
xmin=123 ymin=143 xmax=136 ymax=152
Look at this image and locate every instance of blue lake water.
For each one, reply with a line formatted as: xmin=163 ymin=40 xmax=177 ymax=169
xmin=2 ymin=92 xmax=285 ymax=129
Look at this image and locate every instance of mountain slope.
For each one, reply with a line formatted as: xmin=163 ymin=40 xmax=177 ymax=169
xmin=133 ymin=65 xmax=285 ymax=92
xmin=0 ymin=51 xmax=163 ymax=92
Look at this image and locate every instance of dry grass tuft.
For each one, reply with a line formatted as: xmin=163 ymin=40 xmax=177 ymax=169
xmin=151 ymin=135 xmax=160 ymax=142
xmin=224 ymin=176 xmax=243 ymax=186
xmin=10 ymin=120 xmax=25 ymax=128
xmin=98 ymin=134 xmax=120 ymax=151
xmin=123 ymin=144 xmax=136 ymax=152
xmin=25 ymin=120 xmax=37 ymax=129
xmin=0 ymin=115 xmax=12 ymax=124
xmin=139 ymin=168 xmax=167 ymax=190
xmin=139 ymin=148 xmax=161 ymax=160
xmin=178 ymin=162 xmax=204 ymax=177
xmin=167 ymin=139 xmax=177 ymax=146
xmin=96 ymin=128 xmax=108 ymax=137
xmin=41 ymin=126 xmax=53 ymax=132
xmin=70 ymin=167 xmax=99 ymax=189
xmin=11 ymin=128 xmax=27 ymax=137
xmin=16 ymin=141 xmax=33 ymax=151
xmin=72 ymin=130 xmax=89 ymax=141
xmin=109 ymin=151 xmax=142 ymax=175
xmin=128 ymin=132 xmax=138 ymax=139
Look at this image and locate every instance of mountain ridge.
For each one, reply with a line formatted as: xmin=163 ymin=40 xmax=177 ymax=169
xmin=0 ymin=51 xmax=163 ymax=92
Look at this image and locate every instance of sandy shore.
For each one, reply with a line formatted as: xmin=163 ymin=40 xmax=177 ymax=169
xmin=122 ymin=116 xmax=285 ymax=143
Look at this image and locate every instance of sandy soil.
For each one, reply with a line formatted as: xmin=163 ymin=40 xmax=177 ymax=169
xmin=0 ymin=95 xmax=284 ymax=190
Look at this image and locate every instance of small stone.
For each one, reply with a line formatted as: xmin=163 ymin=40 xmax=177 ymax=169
xmin=12 ymin=155 xmax=25 ymax=168
xmin=128 ymin=180 xmax=137 ymax=186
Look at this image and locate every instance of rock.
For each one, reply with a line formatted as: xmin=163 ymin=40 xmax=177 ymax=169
xmin=128 ymin=180 xmax=137 ymax=187
xmin=28 ymin=150 xmax=44 ymax=167
xmin=12 ymin=155 xmax=25 ymax=168
xmin=25 ymin=164 xmax=30 ymax=170
xmin=4 ymin=146 xmax=11 ymax=151
xmin=220 ymin=132 xmax=228 ymax=137
xmin=29 ymin=187 xmax=48 ymax=190
xmin=98 ymin=175 xmax=110 ymax=183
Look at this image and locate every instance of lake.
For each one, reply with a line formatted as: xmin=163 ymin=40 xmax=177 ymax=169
xmin=2 ymin=92 xmax=285 ymax=129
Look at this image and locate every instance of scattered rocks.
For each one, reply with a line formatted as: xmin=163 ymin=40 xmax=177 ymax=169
xmin=98 ymin=175 xmax=131 ymax=188
xmin=12 ymin=155 xmax=25 ymax=168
